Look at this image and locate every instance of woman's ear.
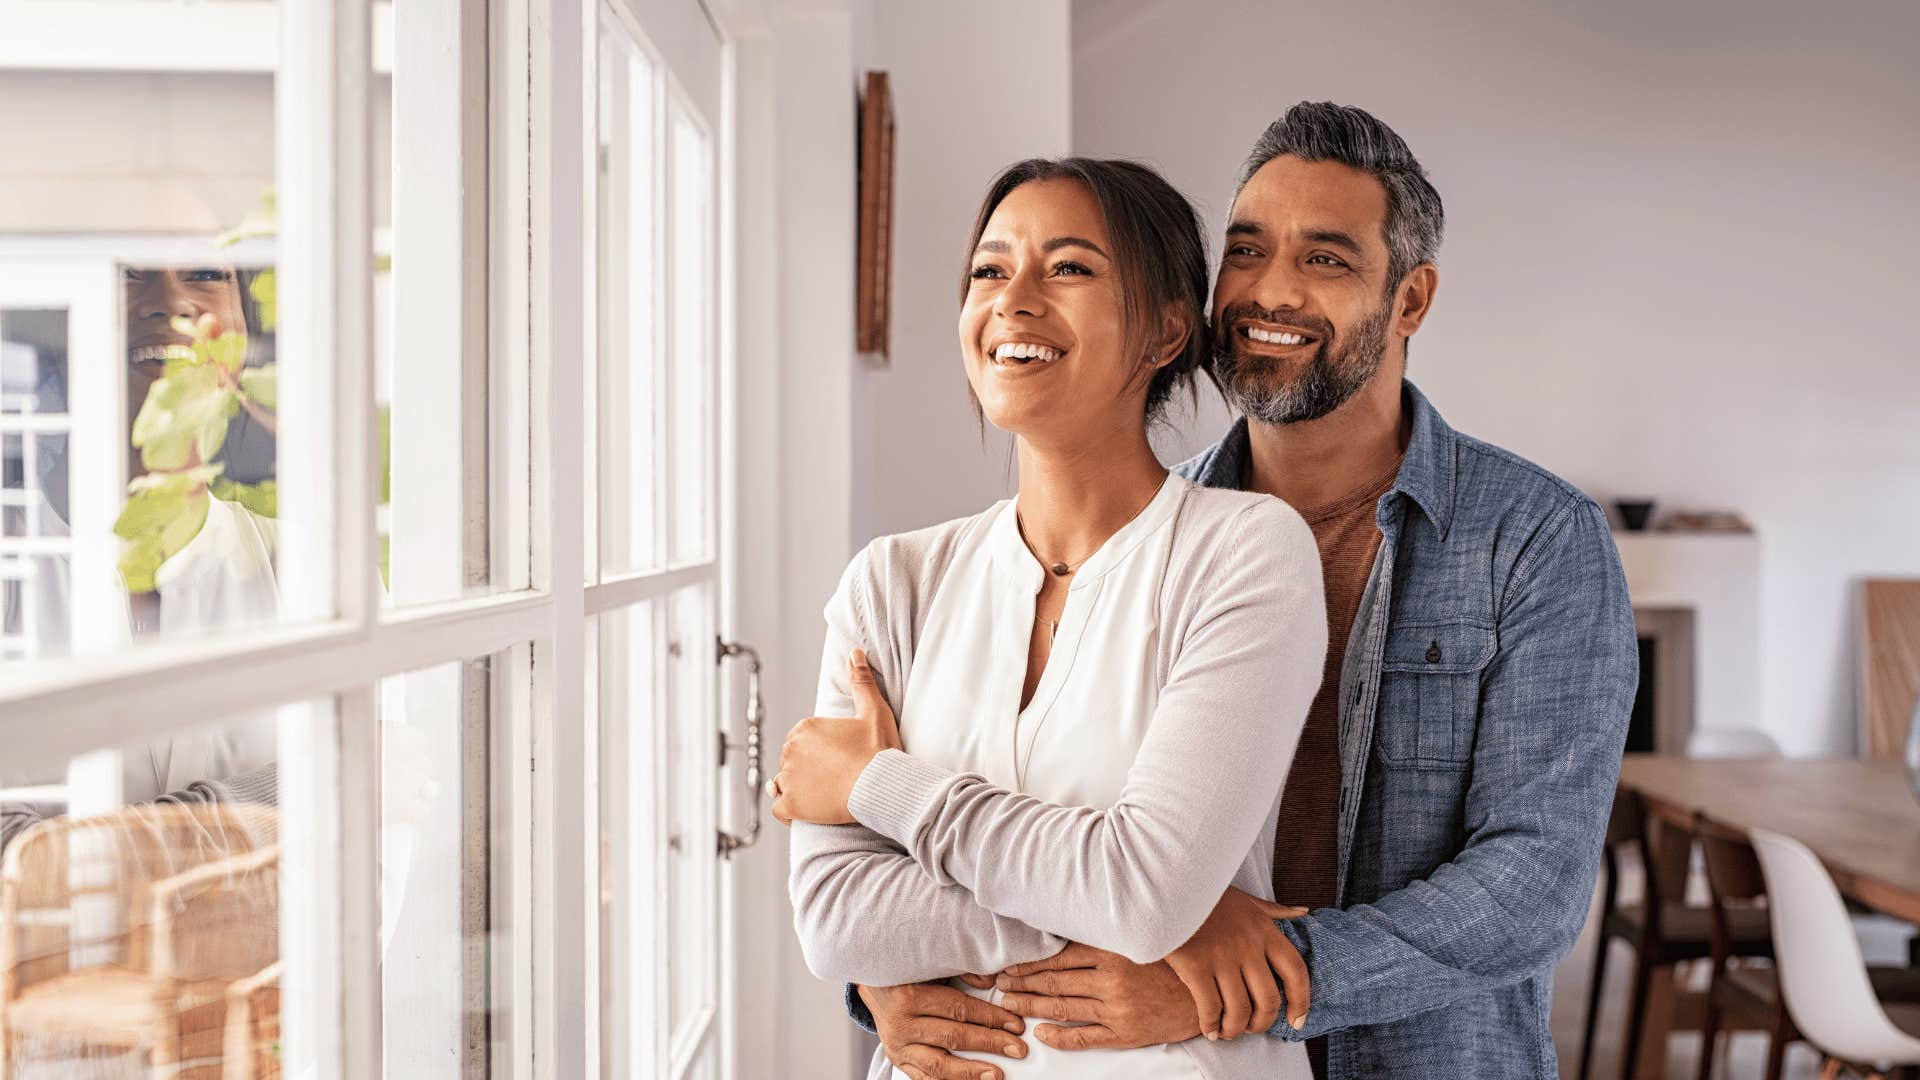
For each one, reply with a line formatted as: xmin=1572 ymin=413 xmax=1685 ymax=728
xmin=1153 ymin=301 xmax=1193 ymax=368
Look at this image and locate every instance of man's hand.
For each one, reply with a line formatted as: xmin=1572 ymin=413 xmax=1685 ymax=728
xmin=1163 ymin=887 xmax=1310 ymax=1039
xmin=992 ymin=889 xmax=1311 ymax=1049
xmin=991 ymin=943 xmax=1201 ymax=1052
xmin=860 ymin=978 xmax=1028 ymax=1080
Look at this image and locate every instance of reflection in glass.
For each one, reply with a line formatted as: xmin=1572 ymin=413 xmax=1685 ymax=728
xmin=0 ymin=715 xmax=282 ymax=1077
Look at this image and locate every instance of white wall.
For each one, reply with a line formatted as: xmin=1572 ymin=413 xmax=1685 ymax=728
xmin=1072 ymin=0 xmax=1920 ymax=755
xmin=852 ymin=2 xmax=1074 ymax=541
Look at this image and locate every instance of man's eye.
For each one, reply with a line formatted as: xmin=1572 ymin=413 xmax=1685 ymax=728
xmin=969 ymin=265 xmax=1004 ymax=280
xmin=1306 ymin=254 xmax=1348 ymax=268
xmin=1227 ymin=245 xmax=1260 ymax=258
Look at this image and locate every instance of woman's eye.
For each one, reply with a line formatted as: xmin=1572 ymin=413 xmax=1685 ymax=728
xmin=969 ymin=265 xmax=1004 ymax=280
xmin=122 ymin=268 xmax=143 ymax=283
xmin=1053 ymin=261 xmax=1090 ymax=276
xmin=185 ymin=269 xmax=233 ymax=283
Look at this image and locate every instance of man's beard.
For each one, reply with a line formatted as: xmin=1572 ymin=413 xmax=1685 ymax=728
xmin=1211 ymin=298 xmax=1391 ymax=425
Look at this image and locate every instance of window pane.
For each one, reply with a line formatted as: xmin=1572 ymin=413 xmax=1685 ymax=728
xmin=596 ymin=585 xmax=719 ymax=1075
xmin=380 ymin=2 xmax=506 ymax=609
xmin=0 ymin=6 xmax=317 ymax=670
xmin=668 ymin=104 xmax=714 ymax=564
xmin=378 ymin=653 xmax=509 ymax=1076
xmin=594 ymin=29 xmax=662 ymax=579
xmin=0 ymin=711 xmax=294 ymax=1078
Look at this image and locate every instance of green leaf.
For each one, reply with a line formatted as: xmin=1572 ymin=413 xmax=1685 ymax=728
xmin=132 ymin=363 xmax=238 ymax=470
xmin=248 ymin=269 xmax=278 ymax=332
xmin=208 ymin=329 xmax=249 ymax=373
xmin=239 ymin=365 xmax=277 ymax=409
xmin=210 ymin=478 xmax=278 ymax=518
xmin=217 ymin=187 xmax=278 ymax=248
xmin=114 ymin=473 xmax=214 ymax=593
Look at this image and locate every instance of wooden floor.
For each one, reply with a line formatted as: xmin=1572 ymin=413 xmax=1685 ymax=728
xmin=1549 ymin=871 xmax=1916 ymax=1079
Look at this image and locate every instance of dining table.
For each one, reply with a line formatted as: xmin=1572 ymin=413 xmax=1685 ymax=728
xmin=1610 ymin=754 xmax=1920 ymax=1078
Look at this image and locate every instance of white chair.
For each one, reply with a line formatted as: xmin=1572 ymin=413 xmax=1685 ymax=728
xmin=1747 ymin=827 xmax=1920 ymax=1078
xmin=1687 ymin=727 xmax=1783 ymax=759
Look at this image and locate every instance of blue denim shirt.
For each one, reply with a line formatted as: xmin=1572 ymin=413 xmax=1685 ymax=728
xmin=1173 ymin=381 xmax=1636 ymax=1078
xmin=846 ymin=381 xmax=1636 ymax=1078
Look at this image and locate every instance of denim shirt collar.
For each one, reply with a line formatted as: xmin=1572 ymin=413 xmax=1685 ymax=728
xmin=1187 ymin=379 xmax=1458 ymax=541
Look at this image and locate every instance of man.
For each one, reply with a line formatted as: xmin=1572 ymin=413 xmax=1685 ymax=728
xmin=852 ymin=102 xmax=1637 ymax=1079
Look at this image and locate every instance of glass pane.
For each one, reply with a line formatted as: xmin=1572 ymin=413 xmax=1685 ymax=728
xmin=378 ymin=653 xmax=506 ymax=1076
xmin=596 ymin=600 xmax=659 ymax=1076
xmin=378 ymin=3 xmax=502 ymax=610
xmin=594 ymin=31 xmax=661 ymax=579
xmin=664 ymin=585 xmax=715 ymax=1040
xmin=0 ymin=711 xmax=294 ymax=1077
xmin=1 ymin=308 xmax=69 ymax=414
xmin=597 ymin=585 xmax=718 ymax=1075
xmin=0 ymin=5 xmax=318 ymax=671
xmin=668 ymin=104 xmax=714 ymax=564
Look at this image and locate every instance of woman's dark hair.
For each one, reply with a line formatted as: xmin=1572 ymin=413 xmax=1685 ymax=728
xmin=961 ymin=157 xmax=1212 ymax=426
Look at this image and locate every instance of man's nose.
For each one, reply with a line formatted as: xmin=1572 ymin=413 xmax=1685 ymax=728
xmin=1243 ymin=261 xmax=1310 ymax=314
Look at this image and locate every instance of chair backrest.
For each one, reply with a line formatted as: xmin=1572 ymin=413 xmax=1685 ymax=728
xmin=1862 ymin=578 xmax=1920 ymax=760
xmin=1687 ymin=727 xmax=1782 ymax=760
xmin=2 ymin=801 xmax=273 ymax=999
xmin=1747 ymin=827 xmax=1920 ymax=1064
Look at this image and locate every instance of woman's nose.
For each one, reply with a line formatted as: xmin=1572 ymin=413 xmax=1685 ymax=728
xmin=139 ymin=276 xmax=199 ymax=321
xmin=995 ymin=265 xmax=1047 ymax=319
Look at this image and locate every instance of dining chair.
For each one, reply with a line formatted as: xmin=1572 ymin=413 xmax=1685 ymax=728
xmin=1686 ymin=728 xmax=1783 ymax=759
xmin=1580 ymin=789 xmax=1774 ymax=1080
xmin=1748 ymin=827 xmax=1920 ymax=1080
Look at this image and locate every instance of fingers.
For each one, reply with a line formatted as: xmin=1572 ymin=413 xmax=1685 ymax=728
xmin=956 ymin=973 xmax=995 ymax=991
xmin=1244 ymin=959 xmax=1282 ymax=1035
xmin=1167 ymin=956 xmax=1223 ymax=1040
xmin=994 ymin=992 xmax=1106 ymax=1025
xmin=1252 ymin=897 xmax=1310 ymax=920
xmin=891 ymin=1044 xmax=1003 ymax=1080
xmin=1214 ymin=970 xmax=1252 ymax=1040
xmin=992 ymin=968 xmax=1102 ymax=998
xmin=933 ymin=988 xmax=1025 ymax=1035
xmin=1002 ymin=942 xmax=1103 ymax=977
xmin=1267 ymin=933 xmax=1312 ymax=1030
xmin=895 ymin=1017 xmax=1028 ymax=1061
xmin=1032 ymin=1023 xmax=1129 ymax=1052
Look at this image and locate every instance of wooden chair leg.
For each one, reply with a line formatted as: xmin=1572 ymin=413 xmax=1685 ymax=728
xmin=1620 ymin=947 xmax=1657 ymax=1080
xmin=1580 ymin=935 xmax=1613 ymax=1080
xmin=1695 ymin=984 xmax=1722 ymax=1080
xmin=1762 ymin=999 xmax=1792 ymax=1080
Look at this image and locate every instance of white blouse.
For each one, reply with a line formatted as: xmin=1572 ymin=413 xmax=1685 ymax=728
xmin=792 ymin=473 xmax=1326 ymax=1080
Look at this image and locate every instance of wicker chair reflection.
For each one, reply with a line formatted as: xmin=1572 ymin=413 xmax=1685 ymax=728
xmin=0 ymin=802 xmax=278 ymax=1080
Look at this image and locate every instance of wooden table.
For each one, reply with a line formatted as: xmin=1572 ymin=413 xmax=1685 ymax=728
xmin=1611 ymin=755 xmax=1920 ymax=1078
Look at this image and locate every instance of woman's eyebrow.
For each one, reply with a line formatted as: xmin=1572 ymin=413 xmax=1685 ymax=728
xmin=1041 ymin=236 xmax=1109 ymax=259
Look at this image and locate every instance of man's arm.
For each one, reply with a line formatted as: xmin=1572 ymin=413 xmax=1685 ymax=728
xmin=1270 ymin=498 xmax=1635 ymax=1038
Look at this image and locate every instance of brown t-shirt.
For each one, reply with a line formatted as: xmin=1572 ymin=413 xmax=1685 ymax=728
xmin=1268 ymin=458 xmax=1401 ymax=1079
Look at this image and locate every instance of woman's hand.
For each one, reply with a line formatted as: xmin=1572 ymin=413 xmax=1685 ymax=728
xmin=1164 ymin=887 xmax=1310 ymax=1040
xmin=770 ymin=649 xmax=903 ymax=826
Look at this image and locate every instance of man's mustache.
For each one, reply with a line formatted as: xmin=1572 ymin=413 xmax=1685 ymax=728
xmin=1212 ymin=302 xmax=1337 ymax=348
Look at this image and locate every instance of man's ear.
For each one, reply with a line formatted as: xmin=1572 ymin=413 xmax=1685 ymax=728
xmin=1393 ymin=264 xmax=1439 ymax=340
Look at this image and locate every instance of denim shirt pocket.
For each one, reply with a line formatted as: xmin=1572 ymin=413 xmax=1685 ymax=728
xmin=1374 ymin=619 xmax=1498 ymax=769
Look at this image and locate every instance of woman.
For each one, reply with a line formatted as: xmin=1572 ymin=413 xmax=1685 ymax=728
xmin=775 ymin=158 xmax=1326 ymax=1079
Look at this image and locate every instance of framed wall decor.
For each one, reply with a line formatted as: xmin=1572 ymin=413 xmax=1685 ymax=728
xmin=856 ymin=70 xmax=895 ymax=360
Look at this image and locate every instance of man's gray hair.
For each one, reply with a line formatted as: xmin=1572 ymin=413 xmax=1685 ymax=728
xmin=1238 ymin=102 xmax=1444 ymax=290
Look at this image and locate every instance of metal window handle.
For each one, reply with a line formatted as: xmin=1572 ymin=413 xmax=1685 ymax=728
xmin=716 ymin=637 xmax=765 ymax=858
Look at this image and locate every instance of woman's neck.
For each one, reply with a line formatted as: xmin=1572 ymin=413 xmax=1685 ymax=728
xmin=1013 ymin=426 xmax=1168 ymax=570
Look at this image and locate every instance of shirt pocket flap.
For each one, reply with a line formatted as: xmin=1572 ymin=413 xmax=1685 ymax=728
xmin=1380 ymin=620 xmax=1497 ymax=675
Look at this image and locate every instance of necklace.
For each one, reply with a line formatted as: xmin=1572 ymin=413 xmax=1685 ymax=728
xmin=1014 ymin=516 xmax=1100 ymax=577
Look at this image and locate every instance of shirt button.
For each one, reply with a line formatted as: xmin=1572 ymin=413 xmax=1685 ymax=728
xmin=1425 ymin=642 xmax=1442 ymax=664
